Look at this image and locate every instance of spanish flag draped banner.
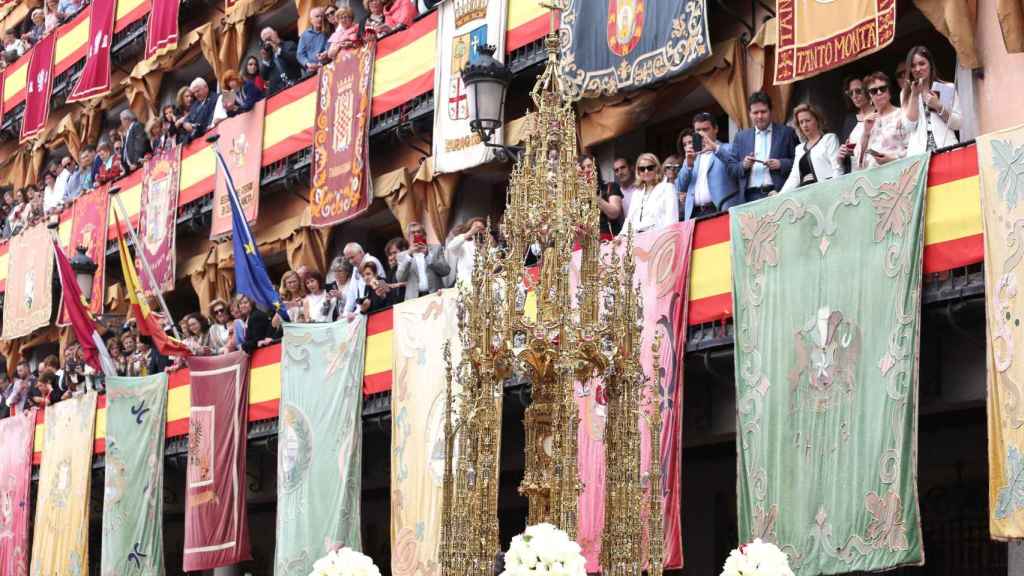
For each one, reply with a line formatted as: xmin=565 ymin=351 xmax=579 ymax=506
xmin=30 ymin=392 xmax=98 ymax=576
xmin=114 ymin=210 xmax=191 ymax=357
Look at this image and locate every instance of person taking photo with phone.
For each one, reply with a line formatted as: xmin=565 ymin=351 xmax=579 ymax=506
xmin=901 ymin=45 xmax=960 ymax=155
xmin=396 ymin=221 xmax=451 ymax=301
xmin=676 ymin=112 xmax=738 ymax=219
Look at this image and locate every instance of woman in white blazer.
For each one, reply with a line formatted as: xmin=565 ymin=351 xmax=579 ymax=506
xmin=901 ymin=45 xmax=960 ymax=155
xmin=621 ymin=152 xmax=678 ymax=235
xmin=781 ymin=103 xmax=840 ymax=193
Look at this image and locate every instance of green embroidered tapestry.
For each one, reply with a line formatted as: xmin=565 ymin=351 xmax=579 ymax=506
xmin=731 ymin=156 xmax=928 ymax=575
xmin=275 ymin=317 xmax=367 ymax=575
xmin=102 ymin=374 xmax=168 ymax=576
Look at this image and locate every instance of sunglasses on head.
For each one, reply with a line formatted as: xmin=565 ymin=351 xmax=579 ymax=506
xmin=868 ymin=85 xmax=888 ymax=95
xmin=637 ymin=165 xmax=657 ymax=173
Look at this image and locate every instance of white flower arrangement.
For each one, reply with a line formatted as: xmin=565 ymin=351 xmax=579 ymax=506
xmin=308 ymin=547 xmax=381 ymax=576
xmin=500 ymin=523 xmax=587 ymax=576
xmin=720 ymin=538 xmax=795 ymax=576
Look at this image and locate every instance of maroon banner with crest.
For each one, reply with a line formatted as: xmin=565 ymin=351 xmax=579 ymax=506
xmin=310 ymin=43 xmax=375 ymax=227
xmin=20 ymin=32 xmax=56 ymax=142
xmin=0 ymin=412 xmax=34 ymax=576
xmin=66 ymin=0 xmax=116 ymax=102
xmin=139 ymin=146 xmax=181 ymax=294
xmin=183 ymin=352 xmax=252 ymax=572
xmin=145 ymin=0 xmax=180 ymax=59
xmin=58 ymin=187 xmax=110 ymax=325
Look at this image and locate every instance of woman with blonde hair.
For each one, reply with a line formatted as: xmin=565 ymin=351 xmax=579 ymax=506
xmin=620 ymin=152 xmax=678 ymax=236
xmin=781 ymin=103 xmax=839 ymax=192
xmin=279 ymin=270 xmax=307 ymax=322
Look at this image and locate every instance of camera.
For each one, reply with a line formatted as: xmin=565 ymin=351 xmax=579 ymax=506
xmin=262 ymin=41 xmax=274 ymax=53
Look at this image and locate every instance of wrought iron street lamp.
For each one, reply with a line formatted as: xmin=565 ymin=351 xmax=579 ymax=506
xmin=461 ymin=44 xmax=520 ymax=158
xmin=69 ymin=246 xmax=98 ymax=303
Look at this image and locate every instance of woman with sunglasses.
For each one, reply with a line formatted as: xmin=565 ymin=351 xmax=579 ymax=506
xmin=620 ymin=153 xmax=678 ymax=236
xmin=207 ymin=299 xmax=232 ymax=353
xmin=901 ymin=45 xmax=960 ymax=155
xmin=836 ymin=75 xmax=872 ymax=171
xmin=845 ymin=71 xmax=916 ymax=172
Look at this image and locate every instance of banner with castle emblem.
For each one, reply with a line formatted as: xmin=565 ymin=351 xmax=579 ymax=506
xmin=311 ymin=42 xmax=375 ymax=228
xmin=731 ymin=156 xmax=928 ymax=574
xmin=391 ymin=289 xmax=462 ymax=573
xmin=58 ymin=187 xmax=109 ymax=324
xmin=211 ymin=99 xmax=264 ymax=239
xmin=573 ymin=222 xmax=692 ymax=571
xmin=979 ymin=125 xmax=1024 ymax=539
xmin=139 ymin=145 xmax=182 ymax=294
xmin=30 ymin=392 xmax=97 ymax=576
xmin=102 ymin=374 xmax=168 ymax=575
xmin=558 ymin=0 xmax=711 ymax=99
xmin=2 ymin=224 xmax=54 ymax=340
xmin=432 ymin=0 xmax=507 ymax=174
xmin=183 ymin=352 xmax=252 ymax=571
xmin=774 ymin=0 xmax=896 ymax=84
xmin=0 ymin=412 xmax=34 ymax=576
xmin=275 ymin=317 xmax=367 ymax=574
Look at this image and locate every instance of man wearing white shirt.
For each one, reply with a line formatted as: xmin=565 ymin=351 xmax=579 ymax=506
xmin=396 ymin=221 xmax=450 ymax=300
xmin=342 ymin=242 xmax=386 ymax=316
xmin=676 ymin=112 xmax=739 ymax=220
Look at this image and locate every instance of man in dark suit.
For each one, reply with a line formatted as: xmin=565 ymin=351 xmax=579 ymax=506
xmin=259 ymin=27 xmax=302 ymax=94
xmin=119 ymin=109 xmax=151 ymax=173
xmin=181 ymin=77 xmax=218 ymax=143
xmin=728 ymin=91 xmax=799 ymax=203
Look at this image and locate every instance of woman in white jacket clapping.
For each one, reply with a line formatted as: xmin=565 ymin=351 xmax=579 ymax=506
xmin=781 ymin=103 xmax=839 ymax=193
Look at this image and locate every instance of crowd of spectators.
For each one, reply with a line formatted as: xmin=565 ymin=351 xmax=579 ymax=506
xmin=0 ymin=0 xmax=87 ymax=71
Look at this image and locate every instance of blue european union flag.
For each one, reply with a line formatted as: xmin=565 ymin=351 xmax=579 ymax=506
xmin=213 ymin=146 xmax=290 ymax=321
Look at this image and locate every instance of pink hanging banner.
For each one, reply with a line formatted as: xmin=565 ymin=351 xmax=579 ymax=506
xmin=145 ymin=0 xmax=180 ymax=59
xmin=183 ymin=352 xmax=252 ymax=572
xmin=0 ymin=411 xmax=35 ymax=576
xmin=573 ymin=221 xmax=693 ymax=571
xmin=19 ymin=32 xmax=56 ymax=142
xmin=66 ymin=0 xmax=117 ymax=102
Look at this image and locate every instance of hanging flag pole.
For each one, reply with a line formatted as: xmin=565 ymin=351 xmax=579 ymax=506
xmin=108 ymin=186 xmax=184 ymax=341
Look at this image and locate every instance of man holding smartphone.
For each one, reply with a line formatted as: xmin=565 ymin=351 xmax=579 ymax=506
xmin=676 ymin=112 xmax=738 ymax=220
xmin=727 ymin=92 xmax=798 ymax=203
xmin=396 ymin=221 xmax=450 ymax=301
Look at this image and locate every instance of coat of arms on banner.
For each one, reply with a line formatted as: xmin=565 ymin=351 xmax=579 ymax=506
xmin=448 ymin=25 xmax=487 ymax=121
xmin=607 ymin=0 xmax=645 ymax=56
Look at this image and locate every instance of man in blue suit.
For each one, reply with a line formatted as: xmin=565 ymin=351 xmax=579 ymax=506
xmin=676 ymin=112 xmax=739 ymax=220
xmin=728 ymin=91 xmax=799 ymax=203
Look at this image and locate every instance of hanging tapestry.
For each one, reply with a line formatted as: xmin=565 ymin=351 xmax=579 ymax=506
xmin=139 ymin=145 xmax=182 ymax=294
xmin=211 ymin=100 xmax=264 ymax=239
xmin=102 ymin=374 xmax=168 ymax=575
xmin=30 ymin=392 xmax=98 ymax=576
xmin=391 ymin=289 xmax=461 ymax=575
xmin=573 ymin=222 xmax=693 ymax=571
xmin=731 ymin=157 xmax=928 ymax=575
xmin=275 ymin=317 xmax=367 ymax=574
xmin=59 ymin=186 xmax=110 ymax=324
xmin=183 ymin=352 xmax=252 ymax=572
xmin=145 ymin=0 xmax=179 ymax=59
xmin=20 ymin=31 xmax=55 ymax=142
xmin=66 ymin=0 xmax=117 ymax=102
xmin=979 ymin=125 xmax=1024 ymax=539
xmin=0 ymin=412 xmax=34 ymax=576
xmin=774 ymin=0 xmax=895 ymax=84
xmin=311 ymin=43 xmax=375 ymax=227
xmin=558 ymin=0 xmax=711 ymax=99
xmin=2 ymin=224 xmax=55 ymax=340
xmin=432 ymin=0 xmax=507 ymax=174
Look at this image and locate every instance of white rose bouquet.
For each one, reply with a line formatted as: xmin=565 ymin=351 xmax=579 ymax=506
xmin=308 ymin=547 xmax=381 ymax=576
xmin=720 ymin=538 xmax=795 ymax=576
xmin=499 ymin=523 xmax=587 ymax=576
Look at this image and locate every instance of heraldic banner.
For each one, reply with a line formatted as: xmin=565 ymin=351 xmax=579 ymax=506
xmin=66 ymin=0 xmax=117 ymax=102
xmin=311 ymin=43 xmax=375 ymax=228
xmin=432 ymin=0 xmax=507 ymax=174
xmin=2 ymin=224 xmax=55 ymax=340
xmin=276 ymin=317 xmax=367 ymax=574
xmin=573 ymin=222 xmax=693 ymax=571
xmin=145 ymin=0 xmax=179 ymax=59
xmin=0 ymin=412 xmax=34 ymax=576
xmin=20 ymin=31 xmax=55 ymax=142
xmin=731 ymin=156 xmax=928 ymax=574
xmin=391 ymin=289 xmax=462 ymax=574
xmin=102 ymin=374 xmax=168 ymax=575
xmin=60 ymin=186 xmax=110 ymax=323
xmin=774 ymin=0 xmax=895 ymax=84
xmin=558 ymin=0 xmax=711 ymax=99
xmin=183 ymin=352 xmax=252 ymax=572
xmin=979 ymin=124 xmax=1024 ymax=539
xmin=30 ymin=392 xmax=98 ymax=576
xmin=211 ymin=99 xmax=265 ymax=239
xmin=139 ymin=145 xmax=182 ymax=293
